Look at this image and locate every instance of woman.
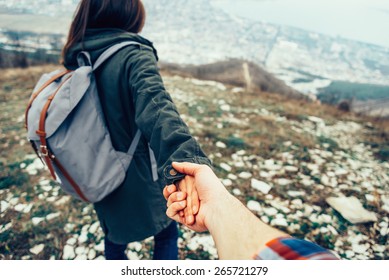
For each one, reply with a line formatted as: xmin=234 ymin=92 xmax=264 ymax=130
xmin=62 ymin=0 xmax=211 ymax=260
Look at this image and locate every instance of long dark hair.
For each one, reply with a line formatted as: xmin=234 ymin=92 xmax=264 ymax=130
xmin=62 ymin=0 xmax=145 ymax=59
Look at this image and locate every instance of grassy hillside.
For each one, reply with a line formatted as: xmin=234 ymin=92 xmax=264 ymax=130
xmin=0 ymin=65 xmax=388 ymax=260
xmin=318 ymin=81 xmax=389 ymax=104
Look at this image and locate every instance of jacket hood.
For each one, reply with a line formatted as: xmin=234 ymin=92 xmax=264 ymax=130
xmin=63 ymin=28 xmax=158 ymax=69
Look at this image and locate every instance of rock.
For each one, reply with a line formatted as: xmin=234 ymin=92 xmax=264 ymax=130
xmin=89 ymin=222 xmax=100 ymax=234
xmin=220 ymin=163 xmax=232 ymax=172
xmin=32 ymin=217 xmax=45 ymax=226
xmin=78 ymin=232 xmax=88 ymax=244
xmin=46 ymin=212 xmax=61 ymax=221
xmin=63 ymin=245 xmax=76 ymax=259
xmin=88 ymin=249 xmax=97 ymax=260
xmin=66 ymin=237 xmax=77 ymax=246
xmin=271 ymin=218 xmax=288 ymax=227
xmin=25 ymin=158 xmax=45 ymax=175
xmin=94 ymin=241 xmax=104 ymax=252
xmin=30 ymin=244 xmax=45 ymax=255
xmin=75 ymin=246 xmax=87 ymax=255
xmin=261 ymin=216 xmax=270 ymax=224
xmin=129 ymin=242 xmax=142 ymax=252
xmin=232 ymin=188 xmax=241 ymax=196
xmin=276 ymin=178 xmax=292 ymax=186
xmin=220 ymin=104 xmax=230 ymax=111
xmin=259 ymin=171 xmax=271 ymax=178
xmin=54 ymin=196 xmax=71 ymax=206
xmin=228 ymin=174 xmax=238 ymax=180
xmin=308 ymin=116 xmax=325 ymax=125
xmin=247 ymin=200 xmax=262 ymax=212
xmin=263 ymin=207 xmax=278 ymax=216
xmin=352 ymin=243 xmax=369 ymax=254
xmin=222 ymin=179 xmax=232 ymax=187
xmin=270 ymin=201 xmax=291 ymax=214
xmin=251 ymin=179 xmax=272 ymax=194
xmin=327 ymin=225 xmax=339 ymax=235
xmin=238 ymin=172 xmax=252 ymax=179
xmin=287 ymin=191 xmax=305 ymax=197
xmin=372 ymin=244 xmax=386 ymax=253
xmin=75 ymin=254 xmax=87 ymax=260
xmin=326 ymin=196 xmax=378 ymax=224
xmin=216 ymin=141 xmax=227 ymax=148
xmin=345 ymin=250 xmax=355 ymax=258
xmin=1 ymin=201 xmax=10 ymax=212
xmin=14 ymin=203 xmax=33 ymax=213
xmin=284 ymin=166 xmax=298 ymax=173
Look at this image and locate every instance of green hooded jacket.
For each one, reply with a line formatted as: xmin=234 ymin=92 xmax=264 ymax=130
xmin=64 ymin=28 xmax=211 ymax=244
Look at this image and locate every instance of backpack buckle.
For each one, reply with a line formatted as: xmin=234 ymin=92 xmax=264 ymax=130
xmin=40 ymin=145 xmax=49 ymax=157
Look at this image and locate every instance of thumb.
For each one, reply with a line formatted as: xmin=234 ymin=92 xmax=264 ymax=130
xmin=172 ymin=162 xmax=201 ymax=176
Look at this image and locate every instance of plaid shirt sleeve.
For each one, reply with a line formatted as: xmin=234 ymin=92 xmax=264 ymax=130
xmin=254 ymin=237 xmax=339 ymax=260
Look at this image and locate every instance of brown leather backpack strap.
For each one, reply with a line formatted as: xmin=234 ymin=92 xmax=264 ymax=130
xmin=51 ymin=157 xmax=89 ymax=202
xmin=36 ymin=74 xmax=72 ymax=180
xmin=25 ymin=69 xmax=72 ymax=129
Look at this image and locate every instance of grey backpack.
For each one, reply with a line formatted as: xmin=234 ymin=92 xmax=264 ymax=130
xmin=25 ymin=41 xmax=158 ymax=203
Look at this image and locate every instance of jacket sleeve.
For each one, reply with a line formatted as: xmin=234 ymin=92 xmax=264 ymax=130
xmin=127 ymin=46 xmax=212 ymax=185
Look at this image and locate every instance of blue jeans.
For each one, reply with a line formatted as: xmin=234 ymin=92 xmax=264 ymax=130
xmin=104 ymin=221 xmax=178 ymax=260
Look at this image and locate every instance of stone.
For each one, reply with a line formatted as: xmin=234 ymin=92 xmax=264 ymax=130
xmin=78 ymin=232 xmax=88 ymax=243
xmin=259 ymin=171 xmax=271 ymax=178
xmin=220 ymin=104 xmax=230 ymax=111
xmin=352 ymin=243 xmax=369 ymax=254
xmin=263 ymin=207 xmax=278 ymax=216
xmin=54 ymin=196 xmax=71 ymax=206
xmin=89 ymin=222 xmax=100 ymax=234
xmin=46 ymin=212 xmax=61 ymax=221
xmin=75 ymin=254 xmax=87 ymax=260
xmin=326 ymin=196 xmax=378 ymax=224
xmin=287 ymin=191 xmax=305 ymax=197
xmin=75 ymin=246 xmax=87 ymax=255
xmin=345 ymin=250 xmax=355 ymax=258
xmin=238 ymin=172 xmax=252 ymax=179
xmin=216 ymin=141 xmax=227 ymax=148
xmin=129 ymin=242 xmax=143 ymax=252
xmin=261 ymin=216 xmax=270 ymax=224
xmin=30 ymin=244 xmax=45 ymax=255
xmin=247 ymin=201 xmax=262 ymax=212
xmin=232 ymin=188 xmax=241 ymax=196
xmin=276 ymin=178 xmax=292 ymax=186
xmin=271 ymin=218 xmax=288 ymax=227
xmin=284 ymin=166 xmax=298 ymax=173
xmin=251 ymin=179 xmax=272 ymax=194
xmin=66 ymin=237 xmax=77 ymax=246
xmin=228 ymin=174 xmax=238 ymax=180
xmin=32 ymin=217 xmax=45 ymax=226
xmin=63 ymin=245 xmax=75 ymax=260
xmin=222 ymin=179 xmax=233 ymax=187
xmin=88 ymin=249 xmax=97 ymax=260
xmin=220 ymin=163 xmax=232 ymax=172
xmin=94 ymin=241 xmax=105 ymax=252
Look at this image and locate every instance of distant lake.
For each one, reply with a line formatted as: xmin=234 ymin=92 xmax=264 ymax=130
xmin=211 ymin=0 xmax=389 ymax=47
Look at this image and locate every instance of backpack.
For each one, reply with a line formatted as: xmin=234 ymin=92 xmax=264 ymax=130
xmin=24 ymin=41 xmax=158 ymax=203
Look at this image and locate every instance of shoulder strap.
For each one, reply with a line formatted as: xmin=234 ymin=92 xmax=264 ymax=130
xmin=93 ymin=41 xmax=151 ymax=71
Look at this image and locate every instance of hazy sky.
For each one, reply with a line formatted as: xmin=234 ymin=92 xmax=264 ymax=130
xmin=211 ymin=0 xmax=389 ymax=47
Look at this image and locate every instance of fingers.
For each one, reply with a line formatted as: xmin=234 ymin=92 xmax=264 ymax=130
xmin=191 ymin=187 xmax=199 ymax=215
xmin=163 ymin=184 xmax=177 ymax=201
xmin=172 ymin=162 xmax=202 ymax=176
xmin=166 ymin=200 xmax=187 ymax=225
xmin=167 ymin=191 xmax=187 ymax=207
xmin=183 ymin=175 xmax=195 ymax=225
